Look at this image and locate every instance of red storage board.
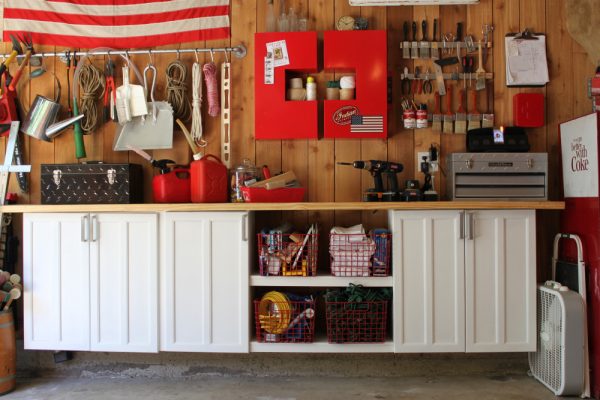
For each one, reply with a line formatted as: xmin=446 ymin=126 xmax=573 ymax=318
xmin=255 ymin=31 xmax=318 ymax=140
xmin=323 ymin=30 xmax=387 ymax=139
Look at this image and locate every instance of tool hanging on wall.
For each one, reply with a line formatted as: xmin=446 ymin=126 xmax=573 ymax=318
xmin=221 ymin=50 xmax=232 ymax=169
xmin=76 ymin=62 xmax=105 ymax=133
xmin=166 ymin=54 xmax=191 ymax=121
xmin=103 ymin=58 xmax=116 ymax=122
xmin=204 ymin=51 xmax=221 ymax=117
xmin=190 ymin=51 xmax=206 ymax=151
xmin=8 ymin=33 xmax=34 ymax=93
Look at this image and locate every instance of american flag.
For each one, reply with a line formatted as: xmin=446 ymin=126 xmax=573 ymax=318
xmin=350 ymin=115 xmax=383 ymax=133
xmin=2 ymin=0 xmax=230 ymax=49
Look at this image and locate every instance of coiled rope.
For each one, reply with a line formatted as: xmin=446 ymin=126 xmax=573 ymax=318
xmin=78 ymin=63 xmax=105 ymax=133
xmin=191 ymin=61 xmax=206 ymax=146
xmin=203 ymin=62 xmax=220 ymax=117
xmin=165 ymin=59 xmax=191 ymax=121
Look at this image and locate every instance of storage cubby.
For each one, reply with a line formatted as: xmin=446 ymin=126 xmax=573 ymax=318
xmin=323 ymin=30 xmax=387 ymax=139
xmin=254 ymin=31 xmax=318 ymax=139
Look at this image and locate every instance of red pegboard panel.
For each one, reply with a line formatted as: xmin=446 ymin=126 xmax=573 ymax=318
xmin=323 ymin=30 xmax=387 ymax=139
xmin=255 ymin=31 xmax=318 ymax=139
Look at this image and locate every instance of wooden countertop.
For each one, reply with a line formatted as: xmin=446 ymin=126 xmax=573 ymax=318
xmin=0 ymin=201 xmax=565 ymax=213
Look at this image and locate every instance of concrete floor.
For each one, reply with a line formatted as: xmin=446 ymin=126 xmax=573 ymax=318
xmin=2 ymin=375 xmax=556 ymax=400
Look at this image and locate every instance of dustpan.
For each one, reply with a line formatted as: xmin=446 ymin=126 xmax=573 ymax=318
xmin=113 ymin=63 xmax=174 ymax=151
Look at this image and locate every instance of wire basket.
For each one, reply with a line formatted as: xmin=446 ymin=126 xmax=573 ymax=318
xmin=325 ymin=301 xmax=388 ymax=343
xmin=254 ymin=295 xmax=316 ymax=343
xmin=258 ymin=233 xmax=318 ymax=276
xmin=329 ymin=232 xmax=391 ymax=277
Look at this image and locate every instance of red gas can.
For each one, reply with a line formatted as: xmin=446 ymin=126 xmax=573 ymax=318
xmin=190 ymin=155 xmax=228 ymax=203
xmin=152 ymin=168 xmax=191 ymax=203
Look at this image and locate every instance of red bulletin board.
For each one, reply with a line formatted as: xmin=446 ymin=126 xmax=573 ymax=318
xmin=323 ymin=30 xmax=387 ymax=139
xmin=254 ymin=31 xmax=318 ymax=140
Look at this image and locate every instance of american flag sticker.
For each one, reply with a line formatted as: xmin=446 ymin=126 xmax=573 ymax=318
xmin=350 ymin=115 xmax=384 ymax=133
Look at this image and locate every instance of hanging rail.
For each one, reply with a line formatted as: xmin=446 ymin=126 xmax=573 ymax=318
xmin=1 ymin=44 xmax=248 ymax=60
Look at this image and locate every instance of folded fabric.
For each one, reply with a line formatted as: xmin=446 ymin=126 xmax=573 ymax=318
xmin=330 ymin=224 xmax=367 ymax=242
xmin=331 ymin=262 xmax=370 ymax=277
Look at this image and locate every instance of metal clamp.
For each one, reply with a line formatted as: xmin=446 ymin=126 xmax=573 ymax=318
xmin=53 ymin=169 xmax=62 ymax=187
xmin=107 ymin=168 xmax=117 ymax=185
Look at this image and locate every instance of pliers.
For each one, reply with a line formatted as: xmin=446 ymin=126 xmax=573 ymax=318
xmin=422 ymin=69 xmax=433 ymax=94
xmin=104 ymin=59 xmax=116 ymax=121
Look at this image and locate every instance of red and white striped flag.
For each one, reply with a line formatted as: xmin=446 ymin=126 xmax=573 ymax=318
xmin=2 ymin=0 xmax=230 ymax=49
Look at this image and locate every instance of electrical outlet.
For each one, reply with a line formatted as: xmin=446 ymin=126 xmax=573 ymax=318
xmin=417 ymin=152 xmax=439 ymax=173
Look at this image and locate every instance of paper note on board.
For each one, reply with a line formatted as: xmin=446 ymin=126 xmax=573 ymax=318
xmin=266 ymin=40 xmax=290 ymax=68
xmin=505 ymin=35 xmax=549 ymax=86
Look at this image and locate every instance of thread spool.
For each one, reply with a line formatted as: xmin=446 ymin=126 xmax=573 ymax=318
xmin=326 ymin=87 xmax=340 ymax=100
xmin=287 ymin=88 xmax=307 ymax=101
xmin=9 ymin=275 xmax=20 ymax=285
xmin=289 ymin=78 xmax=303 ymax=89
xmin=340 ymin=88 xmax=355 ymax=100
xmin=340 ymin=76 xmax=356 ymax=89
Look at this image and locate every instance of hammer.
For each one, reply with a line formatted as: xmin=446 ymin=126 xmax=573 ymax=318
xmin=9 ymin=33 xmax=34 ymax=91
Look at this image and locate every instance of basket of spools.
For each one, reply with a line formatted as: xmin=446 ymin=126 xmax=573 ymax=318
xmin=0 ymin=270 xmax=21 ymax=395
xmin=254 ymin=291 xmax=315 ymax=343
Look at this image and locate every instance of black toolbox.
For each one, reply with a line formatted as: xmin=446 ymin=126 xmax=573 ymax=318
xmin=41 ymin=163 xmax=143 ymax=204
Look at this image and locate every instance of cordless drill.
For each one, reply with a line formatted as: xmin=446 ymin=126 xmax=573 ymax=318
xmin=338 ymin=160 xmax=404 ymax=202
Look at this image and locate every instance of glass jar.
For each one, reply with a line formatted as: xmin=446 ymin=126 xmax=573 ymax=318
xmin=231 ymin=159 xmax=259 ymax=202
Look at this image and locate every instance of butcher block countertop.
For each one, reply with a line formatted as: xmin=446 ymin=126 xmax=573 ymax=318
xmin=0 ymin=201 xmax=565 ymax=213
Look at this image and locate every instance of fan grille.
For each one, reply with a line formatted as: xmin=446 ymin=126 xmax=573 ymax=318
xmin=529 ymin=289 xmax=563 ymax=393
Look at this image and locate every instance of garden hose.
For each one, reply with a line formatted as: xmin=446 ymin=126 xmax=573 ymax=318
xmin=258 ymin=291 xmax=291 ymax=334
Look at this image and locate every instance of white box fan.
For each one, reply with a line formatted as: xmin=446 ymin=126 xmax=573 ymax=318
xmin=528 ymin=233 xmax=590 ymax=397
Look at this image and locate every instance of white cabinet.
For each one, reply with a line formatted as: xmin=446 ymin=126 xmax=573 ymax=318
xmin=390 ymin=209 xmax=536 ymax=353
xmin=23 ymin=213 xmax=158 ymax=353
xmin=465 ymin=210 xmax=536 ymax=352
xmin=391 ymin=211 xmax=465 ymax=352
xmin=160 ymin=212 xmax=250 ymax=353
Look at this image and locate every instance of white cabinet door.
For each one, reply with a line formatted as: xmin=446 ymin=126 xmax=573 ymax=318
xmin=23 ymin=213 xmax=90 ymax=351
xmin=161 ymin=212 xmax=249 ymax=353
xmin=89 ymin=213 xmax=158 ymax=352
xmin=465 ymin=210 xmax=536 ymax=352
xmin=391 ymin=211 xmax=465 ymax=352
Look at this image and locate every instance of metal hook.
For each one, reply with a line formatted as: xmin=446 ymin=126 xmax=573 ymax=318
xmin=194 ymin=48 xmax=199 ymax=63
xmin=223 ymin=48 xmax=229 ymax=63
xmin=147 ymin=50 xmax=153 ymax=65
xmin=176 ymin=49 xmax=180 ymax=60
xmin=210 ymin=48 xmax=214 ymax=63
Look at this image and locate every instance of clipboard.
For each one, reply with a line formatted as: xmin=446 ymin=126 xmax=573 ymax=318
xmin=505 ymin=28 xmax=549 ymax=87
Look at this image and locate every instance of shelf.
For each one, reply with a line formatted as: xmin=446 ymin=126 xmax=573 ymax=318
xmin=1 ymin=201 xmax=565 ymax=213
xmin=250 ymin=339 xmax=394 ymax=353
xmin=250 ymin=275 xmax=393 ymax=287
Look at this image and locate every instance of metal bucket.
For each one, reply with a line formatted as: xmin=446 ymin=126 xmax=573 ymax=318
xmin=20 ymin=95 xmax=61 ymax=141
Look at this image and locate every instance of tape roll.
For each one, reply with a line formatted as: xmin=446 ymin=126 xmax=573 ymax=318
xmin=289 ymin=78 xmax=303 ymax=89
xmin=340 ymin=88 xmax=355 ymax=100
xmin=287 ymin=88 xmax=307 ymax=101
xmin=340 ymin=76 xmax=356 ymax=89
xmin=326 ymin=87 xmax=340 ymax=100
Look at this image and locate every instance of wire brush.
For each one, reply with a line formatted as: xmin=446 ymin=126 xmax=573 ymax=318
xmin=166 ymin=60 xmax=192 ymax=121
xmin=78 ymin=63 xmax=105 ymax=133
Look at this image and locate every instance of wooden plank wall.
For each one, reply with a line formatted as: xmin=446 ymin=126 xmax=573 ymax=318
xmin=0 ymin=0 xmax=595 ymax=270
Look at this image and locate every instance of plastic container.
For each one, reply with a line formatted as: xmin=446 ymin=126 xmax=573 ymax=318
xmin=325 ymin=301 xmax=388 ymax=343
xmin=306 ymin=76 xmax=317 ymax=101
xmin=190 ymin=154 xmax=228 ymax=203
xmin=152 ymin=168 xmax=191 ymax=203
xmin=241 ymin=186 xmax=305 ymax=203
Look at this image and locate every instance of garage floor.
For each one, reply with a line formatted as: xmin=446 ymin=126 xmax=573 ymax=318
xmin=2 ymin=375 xmax=555 ymax=399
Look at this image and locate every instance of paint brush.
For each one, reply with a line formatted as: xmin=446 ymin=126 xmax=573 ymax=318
xmin=432 ymin=91 xmax=442 ymax=131
xmin=455 ymin=89 xmax=467 ymax=134
xmin=467 ymin=89 xmax=481 ymax=130
xmin=442 ymin=85 xmax=454 ymax=133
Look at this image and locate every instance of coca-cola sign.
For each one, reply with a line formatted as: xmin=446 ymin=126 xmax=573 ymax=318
xmin=332 ymin=106 xmax=359 ymax=126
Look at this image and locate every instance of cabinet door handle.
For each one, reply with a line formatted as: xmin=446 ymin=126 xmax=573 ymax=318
xmin=91 ymin=215 xmax=98 ymax=242
xmin=242 ymin=214 xmax=248 ymax=242
xmin=467 ymin=212 xmax=475 ymax=240
xmin=81 ymin=215 xmax=89 ymax=242
xmin=459 ymin=211 xmax=465 ymax=239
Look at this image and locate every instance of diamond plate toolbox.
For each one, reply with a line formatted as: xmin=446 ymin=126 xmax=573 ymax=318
xmin=41 ymin=163 xmax=143 ymax=204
